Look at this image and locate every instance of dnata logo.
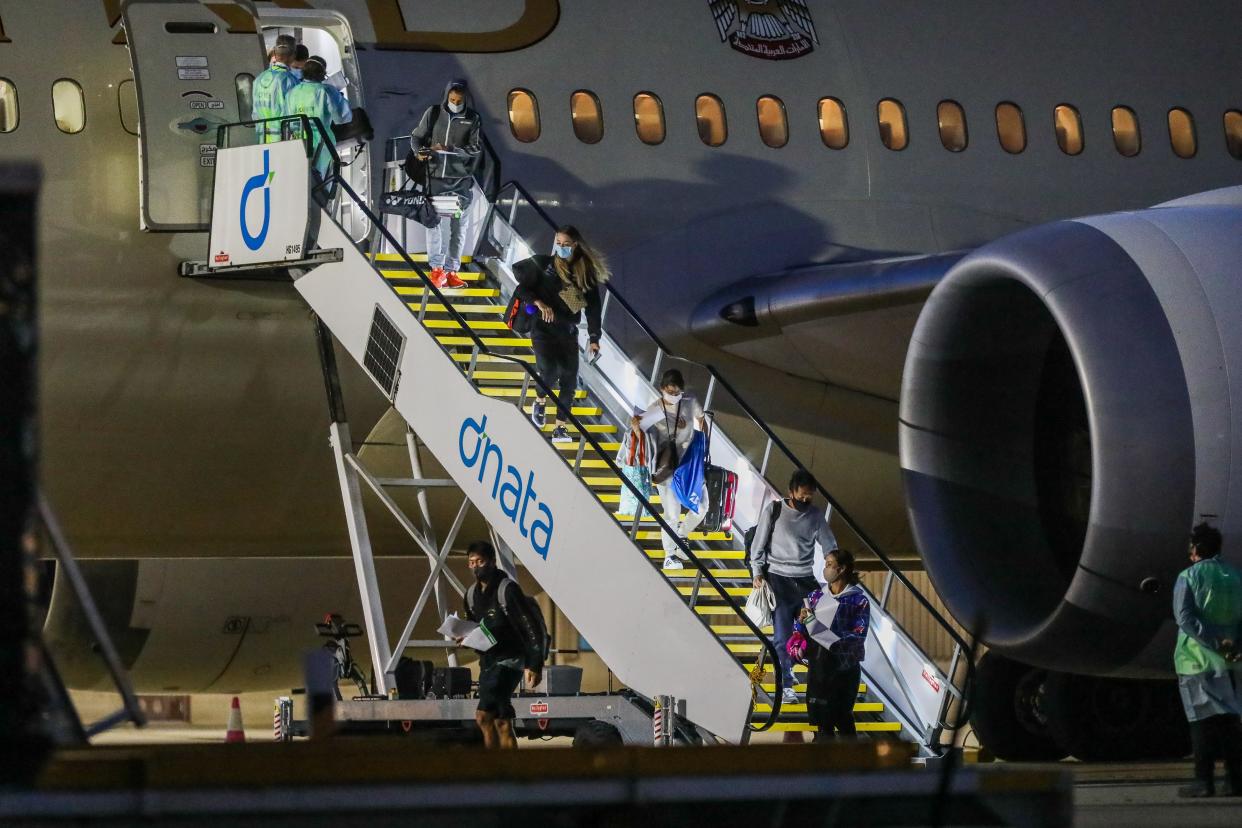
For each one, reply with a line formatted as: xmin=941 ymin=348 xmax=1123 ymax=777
xmin=239 ymin=148 xmax=275 ymax=251
xmin=459 ymin=415 xmax=554 ymax=559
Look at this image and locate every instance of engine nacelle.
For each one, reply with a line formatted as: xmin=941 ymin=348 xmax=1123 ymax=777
xmin=900 ymin=187 xmax=1242 ymax=677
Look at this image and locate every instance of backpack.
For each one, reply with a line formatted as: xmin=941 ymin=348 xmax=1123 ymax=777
xmin=465 ymin=574 xmax=550 ymax=665
xmin=743 ymin=500 xmax=782 ymax=571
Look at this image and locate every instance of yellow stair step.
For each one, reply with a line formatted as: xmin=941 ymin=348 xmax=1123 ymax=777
xmin=421 ymin=304 xmax=505 ymax=315
xmin=744 ymin=663 xmax=808 ymax=674
xmin=764 ymin=722 xmax=901 ymax=733
xmin=762 ymin=683 xmax=867 ymax=694
xmin=709 ymin=626 xmax=773 ymax=636
xmin=677 ymin=585 xmax=749 ymax=597
xmin=598 ymin=493 xmax=660 ymax=504
xmin=753 ymin=702 xmax=884 ymax=714
xmin=637 ymin=531 xmax=732 ymax=542
xmin=523 ymin=405 xmax=602 ymax=417
xmin=469 ymin=371 xmax=530 ymax=381
xmin=436 ymin=336 xmax=531 ymax=348
xmin=648 ymin=549 xmax=745 ymax=560
xmin=693 ymin=606 xmax=745 ymax=616
xmin=454 ymin=353 xmax=534 ymax=364
xmin=425 ymin=319 xmax=510 ymax=331
xmin=480 ymin=388 xmax=585 ymax=398
xmin=667 ymin=569 xmax=751 ymax=580
xmin=582 ymin=476 xmax=622 ymax=487
xmin=541 ymin=423 xmax=615 ymax=434
xmin=383 ymin=269 xmax=483 ymax=282
xmin=726 ymin=643 xmax=764 ymax=654
xmin=401 ymin=287 xmax=499 ymax=298
xmin=374 ymin=253 xmax=473 ymax=264
xmin=563 ymin=442 xmax=619 ymax=452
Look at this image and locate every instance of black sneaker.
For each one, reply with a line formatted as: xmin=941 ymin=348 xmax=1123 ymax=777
xmin=550 ymin=425 xmax=572 ymax=443
xmin=530 ymin=399 xmax=546 ymax=428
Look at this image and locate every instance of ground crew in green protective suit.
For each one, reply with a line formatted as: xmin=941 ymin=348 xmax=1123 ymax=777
xmin=284 ymin=55 xmax=352 ymax=183
xmin=1174 ymin=522 xmax=1242 ymax=798
xmin=251 ymin=43 xmax=299 ymax=143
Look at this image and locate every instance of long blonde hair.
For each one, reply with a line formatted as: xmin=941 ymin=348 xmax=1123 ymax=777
xmin=553 ymin=224 xmax=611 ymax=291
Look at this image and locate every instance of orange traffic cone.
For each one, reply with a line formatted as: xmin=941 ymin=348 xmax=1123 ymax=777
xmin=225 ymin=696 xmax=246 ymax=743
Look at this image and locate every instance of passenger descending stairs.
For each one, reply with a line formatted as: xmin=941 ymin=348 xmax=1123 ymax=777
xmin=372 ymin=251 xmax=902 ymax=739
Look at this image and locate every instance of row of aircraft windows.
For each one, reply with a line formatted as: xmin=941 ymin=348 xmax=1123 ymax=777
xmin=0 ymin=76 xmax=254 ymax=136
xmin=507 ymin=89 xmax=1242 ymax=161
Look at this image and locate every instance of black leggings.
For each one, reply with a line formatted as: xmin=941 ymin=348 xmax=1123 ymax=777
xmin=532 ymin=334 xmax=578 ymax=421
xmin=1190 ymin=713 xmax=1242 ymax=786
xmin=806 ymin=646 xmax=861 ymax=740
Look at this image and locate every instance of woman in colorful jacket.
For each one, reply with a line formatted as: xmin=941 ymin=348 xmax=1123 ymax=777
xmin=787 ymin=548 xmax=871 ymax=741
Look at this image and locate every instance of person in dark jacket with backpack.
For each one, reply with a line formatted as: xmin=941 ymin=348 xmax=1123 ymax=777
xmin=462 ymin=540 xmax=545 ymax=748
xmin=513 ymin=225 xmax=608 ymax=443
xmin=410 ymin=79 xmax=483 ymax=289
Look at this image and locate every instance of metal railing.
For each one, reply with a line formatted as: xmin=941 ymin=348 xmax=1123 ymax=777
xmin=279 ymin=127 xmax=788 ymax=731
xmin=479 ymin=177 xmax=976 ymax=747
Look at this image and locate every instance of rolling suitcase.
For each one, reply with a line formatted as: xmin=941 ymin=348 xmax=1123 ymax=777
xmin=430 ymin=666 xmax=472 ymax=699
xmin=701 ymin=413 xmax=738 ymax=532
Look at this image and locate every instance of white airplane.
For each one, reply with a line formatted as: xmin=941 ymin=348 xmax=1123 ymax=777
xmin=3 ymin=0 xmax=1242 ymax=760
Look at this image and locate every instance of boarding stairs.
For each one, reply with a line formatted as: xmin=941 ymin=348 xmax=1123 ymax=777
xmin=207 ymin=120 xmax=972 ymax=750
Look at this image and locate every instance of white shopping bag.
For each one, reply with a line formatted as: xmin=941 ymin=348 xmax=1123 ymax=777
xmin=744 ymin=581 xmax=776 ymax=628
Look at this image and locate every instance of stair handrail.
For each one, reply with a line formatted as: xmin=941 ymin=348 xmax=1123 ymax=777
xmin=487 ymin=176 xmax=976 ymax=741
xmin=253 ymin=127 xmax=788 ymax=731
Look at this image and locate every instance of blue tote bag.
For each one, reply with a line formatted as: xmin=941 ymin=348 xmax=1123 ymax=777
xmin=670 ymin=431 xmax=706 ymax=513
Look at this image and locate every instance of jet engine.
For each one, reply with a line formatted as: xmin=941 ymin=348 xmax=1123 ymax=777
xmin=900 ymin=187 xmax=1242 ymax=678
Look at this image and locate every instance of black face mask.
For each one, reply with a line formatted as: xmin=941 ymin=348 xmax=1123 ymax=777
xmin=473 ymin=563 xmax=496 ymax=582
xmin=791 ymin=498 xmax=811 ymax=513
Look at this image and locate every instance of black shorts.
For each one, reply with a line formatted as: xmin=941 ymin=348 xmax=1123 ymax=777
xmin=477 ymin=663 xmax=522 ymax=719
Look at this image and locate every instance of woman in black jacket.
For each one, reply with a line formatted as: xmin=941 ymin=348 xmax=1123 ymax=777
xmin=513 ymin=225 xmax=608 ymax=442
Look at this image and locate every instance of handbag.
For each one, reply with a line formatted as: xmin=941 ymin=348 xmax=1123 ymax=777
xmin=744 ymin=580 xmax=776 ymax=628
xmin=617 ymin=430 xmax=653 ymax=515
xmin=380 ymin=181 xmax=438 ymax=228
xmin=651 ymin=400 xmax=683 ymax=485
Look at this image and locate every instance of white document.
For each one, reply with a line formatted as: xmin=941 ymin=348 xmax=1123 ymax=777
xmin=805 ymin=593 xmax=841 ymax=649
xmin=437 ymin=613 xmax=496 ymax=652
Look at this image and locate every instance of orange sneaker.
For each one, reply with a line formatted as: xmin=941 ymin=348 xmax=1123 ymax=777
xmin=429 ymin=267 xmax=447 ymax=288
xmin=443 ymin=271 xmax=467 ymax=288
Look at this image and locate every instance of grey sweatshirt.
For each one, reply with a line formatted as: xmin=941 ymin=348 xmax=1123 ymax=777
xmin=750 ymin=500 xmax=834 ymax=579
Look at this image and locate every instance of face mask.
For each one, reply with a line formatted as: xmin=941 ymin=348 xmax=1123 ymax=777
xmin=791 ymin=498 xmax=811 ymax=513
xmin=553 ymin=244 xmax=573 ymax=259
xmin=662 ymin=391 xmax=682 ymax=404
xmin=448 ymin=101 xmax=464 ymax=114
xmin=472 ymin=563 xmax=495 ymax=582
xmin=290 ymin=68 xmax=302 ymax=80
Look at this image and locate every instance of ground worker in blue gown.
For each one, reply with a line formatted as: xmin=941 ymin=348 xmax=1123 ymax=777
xmin=285 ymin=55 xmax=352 ymax=186
xmin=1174 ymin=522 xmax=1242 ymax=798
xmin=251 ymin=42 xmax=298 ymax=143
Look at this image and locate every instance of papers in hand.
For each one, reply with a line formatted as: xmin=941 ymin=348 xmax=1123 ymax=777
xmin=805 ymin=594 xmax=841 ymax=649
xmin=437 ymin=613 xmax=496 ymax=652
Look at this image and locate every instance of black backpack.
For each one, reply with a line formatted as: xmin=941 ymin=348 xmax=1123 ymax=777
xmin=743 ymin=500 xmax=782 ymax=571
xmin=504 ymin=294 xmax=535 ymax=334
xmin=465 ymin=574 xmax=550 ymax=665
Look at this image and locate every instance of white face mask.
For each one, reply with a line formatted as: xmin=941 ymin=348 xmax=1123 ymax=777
xmin=662 ymin=391 xmax=683 ymax=404
xmin=447 ymin=101 xmax=464 ymax=114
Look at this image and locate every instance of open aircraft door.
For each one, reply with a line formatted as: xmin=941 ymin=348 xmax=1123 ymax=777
xmin=122 ymin=0 xmax=266 ymax=232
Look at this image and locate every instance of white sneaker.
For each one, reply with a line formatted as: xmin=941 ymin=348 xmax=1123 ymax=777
xmin=781 ymin=687 xmax=799 ymax=705
xmin=663 ymin=555 xmax=683 ymax=570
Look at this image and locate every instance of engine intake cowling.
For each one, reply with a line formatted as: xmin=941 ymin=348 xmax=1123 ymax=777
xmin=900 ymin=189 xmax=1242 ymax=676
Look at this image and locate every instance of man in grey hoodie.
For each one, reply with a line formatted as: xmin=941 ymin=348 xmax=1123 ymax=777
xmin=751 ymin=469 xmax=837 ymax=704
xmin=410 ymin=79 xmax=483 ymax=288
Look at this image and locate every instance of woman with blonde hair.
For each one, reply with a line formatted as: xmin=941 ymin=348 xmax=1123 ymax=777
xmin=513 ymin=225 xmax=609 ymax=442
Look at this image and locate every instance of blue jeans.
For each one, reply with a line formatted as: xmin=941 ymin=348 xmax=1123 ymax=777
xmin=767 ymin=572 xmax=820 ymax=687
xmin=427 ymin=188 xmax=473 ymax=272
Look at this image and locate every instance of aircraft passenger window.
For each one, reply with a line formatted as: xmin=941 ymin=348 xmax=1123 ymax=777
xmin=695 ymin=94 xmax=727 ymax=147
xmin=757 ymin=95 xmax=788 ymax=148
xmin=51 ymin=79 xmax=85 ymax=134
xmin=1168 ymin=108 xmax=1196 ymax=158
xmin=117 ymin=79 xmax=139 ymax=136
xmin=1054 ymin=104 xmax=1083 ymax=155
xmin=995 ymin=102 xmax=1026 ymax=154
xmin=571 ymin=90 xmax=603 ymax=144
xmin=877 ymin=98 xmax=907 ymax=150
xmin=1224 ymin=111 xmax=1242 ymax=160
xmin=0 ymin=78 xmax=17 ymax=133
xmin=633 ymin=92 xmax=665 ymax=145
xmin=818 ymin=97 xmax=848 ymax=149
xmin=1111 ymin=106 xmax=1141 ymax=157
xmin=235 ymin=74 xmax=254 ymax=124
xmin=937 ymin=100 xmax=967 ymax=152
xmin=508 ymin=89 xmax=540 ymax=143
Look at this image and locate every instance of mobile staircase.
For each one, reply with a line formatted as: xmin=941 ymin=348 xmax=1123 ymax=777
xmin=203 ymin=118 xmax=973 ymax=752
